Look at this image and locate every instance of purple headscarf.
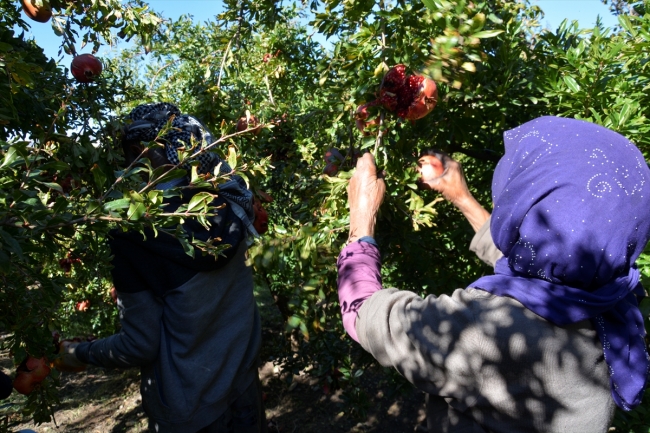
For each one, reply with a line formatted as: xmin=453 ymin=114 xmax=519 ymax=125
xmin=471 ymin=116 xmax=650 ymax=410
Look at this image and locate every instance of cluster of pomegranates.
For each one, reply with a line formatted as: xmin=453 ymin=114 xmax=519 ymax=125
xmin=355 ymin=64 xmax=438 ymax=135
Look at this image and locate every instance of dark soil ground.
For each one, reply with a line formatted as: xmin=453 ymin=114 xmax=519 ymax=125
xmin=1 ymin=288 xmax=428 ymax=433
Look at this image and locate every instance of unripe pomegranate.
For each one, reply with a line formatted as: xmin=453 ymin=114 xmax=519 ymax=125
xmin=21 ymin=0 xmax=52 ymax=23
xmin=71 ymin=54 xmax=103 ymax=83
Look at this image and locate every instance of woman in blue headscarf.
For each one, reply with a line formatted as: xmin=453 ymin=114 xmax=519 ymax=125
xmin=337 ymin=116 xmax=650 ymax=432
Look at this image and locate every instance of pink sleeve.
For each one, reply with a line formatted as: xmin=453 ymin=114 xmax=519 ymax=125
xmin=337 ymin=241 xmax=383 ymax=342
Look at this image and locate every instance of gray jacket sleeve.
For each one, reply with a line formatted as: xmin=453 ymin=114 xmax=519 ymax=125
xmin=355 ymin=287 xmax=484 ymax=399
xmin=469 ymin=217 xmax=503 ymax=268
xmin=75 ymin=290 xmax=163 ymax=368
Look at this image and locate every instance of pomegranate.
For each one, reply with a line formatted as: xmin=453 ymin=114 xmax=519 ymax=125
xmin=253 ymin=199 xmax=269 ymax=234
xmin=379 ymin=64 xmax=438 ymax=120
xmin=75 ymin=300 xmax=90 ymax=312
xmin=70 ymin=54 xmax=103 ymax=83
xmin=322 ymin=147 xmax=343 ymax=176
xmin=13 ymin=356 xmax=51 ymax=395
xmin=418 ymin=154 xmax=445 ymax=180
xmin=236 ymin=114 xmax=262 ymax=136
xmin=322 ymin=162 xmax=339 ymax=177
xmin=21 ymin=0 xmax=52 ymax=23
xmin=58 ymin=252 xmax=81 ymax=273
xmin=324 ymin=147 xmax=344 ymax=165
xmin=355 ymin=102 xmax=381 ymax=135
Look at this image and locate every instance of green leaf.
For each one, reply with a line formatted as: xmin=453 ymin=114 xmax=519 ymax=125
xmin=127 ymin=202 xmax=147 ymax=221
xmin=35 ymin=181 xmax=63 ymax=194
xmin=187 ymin=192 xmax=214 ymax=212
xmin=563 ymin=76 xmax=581 ymax=93
xmin=1 ymin=147 xmax=19 ymax=168
xmin=421 ymin=0 xmax=436 ymax=12
xmin=91 ymin=164 xmax=107 ymax=189
xmin=0 ymin=230 xmax=23 ymax=260
xmin=227 ymin=145 xmax=237 ymax=169
xmin=470 ymin=30 xmax=504 ymax=39
xmin=103 ymin=198 xmax=131 ymax=211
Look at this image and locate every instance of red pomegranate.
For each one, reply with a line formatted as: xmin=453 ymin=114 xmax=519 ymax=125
xmin=70 ymin=54 xmax=103 ymax=83
xmin=75 ymin=299 xmax=90 ymax=312
xmin=418 ymin=154 xmax=445 ymax=180
xmin=21 ymin=0 xmax=52 ymax=23
xmin=355 ymin=102 xmax=381 ymax=135
xmin=322 ymin=162 xmax=339 ymax=177
xmin=236 ymin=114 xmax=262 ymax=136
xmin=13 ymin=356 xmax=51 ymax=395
xmin=379 ymin=64 xmax=438 ymax=120
xmin=253 ymin=199 xmax=269 ymax=234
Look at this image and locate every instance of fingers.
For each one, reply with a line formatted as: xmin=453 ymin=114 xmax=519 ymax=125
xmin=356 ymin=152 xmax=378 ymax=177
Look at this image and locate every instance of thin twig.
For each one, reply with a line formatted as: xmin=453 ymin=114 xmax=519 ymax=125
xmin=137 ymin=127 xmax=264 ymax=194
xmin=217 ymin=37 xmax=234 ymax=89
xmin=373 ymin=111 xmax=385 ymax=155
xmin=264 ymin=75 xmax=275 ymax=105
xmin=149 ymin=58 xmax=181 ymax=95
xmin=100 ymin=146 xmax=150 ymax=202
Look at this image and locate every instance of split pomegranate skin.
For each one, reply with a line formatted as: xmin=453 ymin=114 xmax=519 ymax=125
xmin=355 ymin=64 xmax=438 ymax=134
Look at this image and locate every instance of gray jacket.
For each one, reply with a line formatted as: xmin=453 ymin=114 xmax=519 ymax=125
xmin=355 ymin=220 xmax=615 ymax=432
xmin=76 ymin=243 xmax=261 ymax=433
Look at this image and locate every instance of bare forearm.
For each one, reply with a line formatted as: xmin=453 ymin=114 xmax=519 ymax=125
xmin=452 ymin=195 xmax=491 ymax=233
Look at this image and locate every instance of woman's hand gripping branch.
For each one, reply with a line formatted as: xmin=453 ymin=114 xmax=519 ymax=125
xmin=347 ymin=153 xmax=386 ymax=243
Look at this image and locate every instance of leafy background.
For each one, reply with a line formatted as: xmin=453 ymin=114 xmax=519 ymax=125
xmin=1 ymin=0 xmax=649 ymax=431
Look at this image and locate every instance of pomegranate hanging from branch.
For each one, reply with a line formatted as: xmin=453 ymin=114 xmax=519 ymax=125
xmin=355 ymin=64 xmax=438 ymax=134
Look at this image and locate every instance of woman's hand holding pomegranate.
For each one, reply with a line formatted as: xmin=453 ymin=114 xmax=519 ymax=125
xmin=416 ymin=151 xmax=490 ymax=232
xmin=53 ymin=340 xmax=87 ymax=373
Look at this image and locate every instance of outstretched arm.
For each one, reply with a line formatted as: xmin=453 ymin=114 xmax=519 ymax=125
xmin=337 ymin=153 xmax=386 ymax=342
xmin=416 ymin=151 xmax=490 ymax=232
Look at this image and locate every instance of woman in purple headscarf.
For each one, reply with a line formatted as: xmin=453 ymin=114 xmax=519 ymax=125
xmin=337 ymin=116 xmax=650 ymax=432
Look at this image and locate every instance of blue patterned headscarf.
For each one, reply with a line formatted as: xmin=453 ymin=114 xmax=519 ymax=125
xmin=471 ymin=116 xmax=650 ymax=410
xmin=123 ymin=102 xmax=259 ymax=237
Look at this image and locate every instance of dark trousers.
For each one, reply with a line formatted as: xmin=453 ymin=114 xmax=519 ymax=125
xmin=195 ymin=374 xmax=267 ymax=433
